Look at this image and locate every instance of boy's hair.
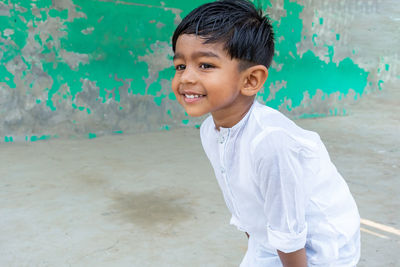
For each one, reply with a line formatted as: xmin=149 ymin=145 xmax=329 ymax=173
xmin=172 ymin=0 xmax=275 ymax=71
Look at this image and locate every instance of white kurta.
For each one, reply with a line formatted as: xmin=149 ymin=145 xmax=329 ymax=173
xmin=200 ymin=101 xmax=360 ymax=266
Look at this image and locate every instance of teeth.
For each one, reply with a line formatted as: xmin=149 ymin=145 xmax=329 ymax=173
xmin=185 ymin=94 xmax=202 ymax=99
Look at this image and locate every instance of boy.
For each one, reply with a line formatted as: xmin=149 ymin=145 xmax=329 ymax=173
xmin=171 ymin=0 xmax=360 ymax=266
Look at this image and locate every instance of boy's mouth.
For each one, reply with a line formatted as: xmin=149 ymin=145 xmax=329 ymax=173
xmin=183 ymin=94 xmax=205 ymax=103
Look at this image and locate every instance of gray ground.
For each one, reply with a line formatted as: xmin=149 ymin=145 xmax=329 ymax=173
xmin=1 ymin=82 xmax=399 ymax=267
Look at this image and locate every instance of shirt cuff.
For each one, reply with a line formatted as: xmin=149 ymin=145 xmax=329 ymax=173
xmin=230 ymin=216 xmax=246 ymax=232
xmin=267 ymin=223 xmax=307 ymax=253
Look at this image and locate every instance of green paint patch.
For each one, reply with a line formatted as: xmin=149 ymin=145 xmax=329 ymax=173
xmin=195 ymin=124 xmax=201 ymax=129
xmin=30 ymin=135 xmax=51 ymax=142
xmin=297 ymin=113 xmax=327 ymax=119
xmin=113 ymin=130 xmax=123 ymax=134
xmin=35 ymin=0 xmax=52 ymax=8
xmin=327 ymin=108 xmax=340 ymax=116
xmin=39 ymin=10 xmax=48 ymax=20
xmin=378 ymin=80 xmax=384 ymax=90
xmin=0 ymin=65 xmax=16 ymax=88
xmin=336 ymin=34 xmax=340 ymax=41
xmin=43 ymin=61 xmax=86 ymax=111
xmin=36 ymin=99 xmax=41 ymax=104
xmin=86 ymin=108 xmax=92 ymax=114
xmin=312 ymin=34 xmax=318 ymax=47
xmin=49 ymin=9 xmax=68 ymax=20
xmin=385 ymin=64 xmax=390 ymax=71
xmin=167 ymin=109 xmax=173 ymax=118
xmin=60 ymin=0 xmax=179 ymax=102
xmin=325 ymin=45 xmax=334 ymax=61
xmin=319 ymin=18 xmax=323 ymax=25
xmin=168 ymin=92 xmax=176 ymax=100
xmin=161 ymin=125 xmax=170 ymax=131
xmin=4 ymin=136 xmax=14 ymax=143
xmin=41 ymin=135 xmax=52 ymax=141
xmin=34 ymin=34 xmax=43 ymax=46
xmin=88 ymin=133 xmax=97 ymax=139
xmin=182 ymin=119 xmax=189 ymax=125
xmin=154 ymin=94 xmax=166 ymax=106
xmin=1 ymin=8 xmax=29 ymax=50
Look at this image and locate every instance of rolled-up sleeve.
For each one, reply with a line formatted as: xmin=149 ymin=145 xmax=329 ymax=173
xmin=267 ymin=223 xmax=308 ymax=253
xmin=253 ymin=129 xmax=316 ymax=253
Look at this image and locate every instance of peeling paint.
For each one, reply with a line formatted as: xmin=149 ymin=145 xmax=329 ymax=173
xmin=256 ymin=0 xmax=370 ymax=118
xmin=0 ymin=0 xmax=398 ymax=142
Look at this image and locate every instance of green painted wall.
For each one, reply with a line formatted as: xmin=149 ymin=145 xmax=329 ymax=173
xmin=0 ymin=0 xmax=398 ymax=142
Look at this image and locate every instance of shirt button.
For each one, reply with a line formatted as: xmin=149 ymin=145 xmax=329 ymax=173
xmin=221 ymin=167 xmax=225 ymax=174
xmin=218 ymin=136 xmax=225 ymax=144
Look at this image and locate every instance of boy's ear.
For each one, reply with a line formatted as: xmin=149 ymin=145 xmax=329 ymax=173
xmin=240 ymin=65 xmax=269 ymax=97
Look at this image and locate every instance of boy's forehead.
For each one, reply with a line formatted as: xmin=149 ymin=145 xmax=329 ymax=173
xmin=174 ymin=34 xmax=228 ymax=58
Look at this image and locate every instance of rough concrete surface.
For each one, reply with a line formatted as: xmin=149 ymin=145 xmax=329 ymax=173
xmin=0 ymin=83 xmax=399 ymax=266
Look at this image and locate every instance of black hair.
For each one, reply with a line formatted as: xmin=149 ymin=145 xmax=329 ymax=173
xmin=172 ymin=0 xmax=275 ymax=71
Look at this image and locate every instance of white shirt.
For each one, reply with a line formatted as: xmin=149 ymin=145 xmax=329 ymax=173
xmin=200 ymin=101 xmax=360 ymax=266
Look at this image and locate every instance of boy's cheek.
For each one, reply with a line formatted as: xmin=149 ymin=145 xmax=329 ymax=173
xmin=171 ymin=79 xmax=178 ymax=95
xmin=171 ymin=80 xmax=182 ymax=103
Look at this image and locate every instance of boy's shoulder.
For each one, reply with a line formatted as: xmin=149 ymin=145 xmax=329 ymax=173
xmin=247 ymin=100 xmax=298 ymax=138
xmin=249 ymin=103 xmax=324 ymax=165
xmin=247 ymin=102 xmax=322 ymax=157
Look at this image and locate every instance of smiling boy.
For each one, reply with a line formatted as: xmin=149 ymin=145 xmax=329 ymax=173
xmin=171 ymin=1 xmax=360 ymax=266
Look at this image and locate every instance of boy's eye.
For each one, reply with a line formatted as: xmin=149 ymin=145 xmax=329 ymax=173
xmin=200 ymin=63 xmax=214 ymax=69
xmin=175 ymin=64 xmax=186 ymax=71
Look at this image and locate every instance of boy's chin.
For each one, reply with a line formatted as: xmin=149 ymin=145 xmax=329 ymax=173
xmin=185 ymin=109 xmax=208 ymax=117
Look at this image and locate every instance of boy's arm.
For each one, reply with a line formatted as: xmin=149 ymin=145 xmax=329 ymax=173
xmin=277 ymin=248 xmax=307 ymax=267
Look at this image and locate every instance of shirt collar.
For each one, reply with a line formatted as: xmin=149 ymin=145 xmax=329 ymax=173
xmin=213 ymin=100 xmax=258 ymax=138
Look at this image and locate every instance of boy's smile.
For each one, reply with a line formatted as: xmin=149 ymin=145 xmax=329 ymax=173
xmin=172 ymin=34 xmax=254 ymax=128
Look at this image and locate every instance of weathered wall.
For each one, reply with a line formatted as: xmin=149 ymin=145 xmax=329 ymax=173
xmin=1 ymin=0 xmax=399 ymax=142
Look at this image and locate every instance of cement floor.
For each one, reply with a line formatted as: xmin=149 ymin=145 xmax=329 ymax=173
xmin=1 ymin=84 xmax=399 ymax=266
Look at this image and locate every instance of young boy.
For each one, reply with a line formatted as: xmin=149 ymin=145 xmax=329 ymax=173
xmin=171 ymin=0 xmax=360 ymax=266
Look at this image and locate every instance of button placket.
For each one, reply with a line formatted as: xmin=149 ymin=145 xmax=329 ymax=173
xmin=218 ymin=131 xmax=226 ymax=175
xmin=217 ymin=130 xmax=233 ymax=213
xmin=217 ymin=129 xmax=240 ymax=217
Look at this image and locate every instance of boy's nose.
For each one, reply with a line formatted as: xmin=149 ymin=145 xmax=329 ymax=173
xmin=180 ymin=67 xmax=196 ymax=84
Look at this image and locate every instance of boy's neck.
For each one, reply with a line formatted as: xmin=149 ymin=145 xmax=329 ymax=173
xmin=212 ymin=97 xmax=255 ymax=130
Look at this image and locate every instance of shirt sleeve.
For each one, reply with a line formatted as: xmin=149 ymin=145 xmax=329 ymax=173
xmin=252 ymin=129 xmax=317 ymax=253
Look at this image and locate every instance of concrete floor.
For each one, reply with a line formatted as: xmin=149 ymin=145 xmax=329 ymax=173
xmin=1 ymin=84 xmax=399 ymax=267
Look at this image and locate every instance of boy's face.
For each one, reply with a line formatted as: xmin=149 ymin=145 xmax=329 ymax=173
xmin=172 ymin=34 xmax=248 ymax=118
